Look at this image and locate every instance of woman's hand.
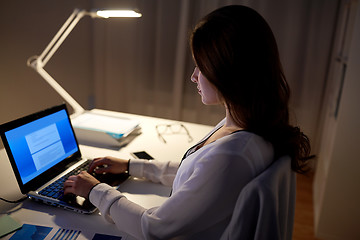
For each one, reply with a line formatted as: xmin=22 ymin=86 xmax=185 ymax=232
xmin=63 ymin=171 xmax=100 ymax=198
xmin=88 ymin=156 xmax=129 ymax=175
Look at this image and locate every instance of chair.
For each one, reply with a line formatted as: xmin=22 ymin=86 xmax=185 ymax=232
xmin=220 ymin=156 xmax=296 ymax=240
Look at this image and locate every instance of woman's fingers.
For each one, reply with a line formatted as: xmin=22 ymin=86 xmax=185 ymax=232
xmin=88 ymin=156 xmax=128 ymax=174
xmin=88 ymin=157 xmax=110 ymax=173
xmin=63 ymin=171 xmax=100 ymax=198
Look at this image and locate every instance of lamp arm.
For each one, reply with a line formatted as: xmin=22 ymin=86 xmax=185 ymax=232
xmin=27 ymin=9 xmax=90 ymax=116
xmin=35 ymin=63 xmax=85 ymax=116
xmin=39 ymin=9 xmax=81 ymax=66
xmin=40 ymin=9 xmax=88 ymax=66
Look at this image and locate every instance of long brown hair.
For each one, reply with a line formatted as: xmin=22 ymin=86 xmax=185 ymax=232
xmin=190 ymin=5 xmax=311 ymax=173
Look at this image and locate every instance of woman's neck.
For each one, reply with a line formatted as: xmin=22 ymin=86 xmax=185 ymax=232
xmin=224 ymin=108 xmax=243 ymax=132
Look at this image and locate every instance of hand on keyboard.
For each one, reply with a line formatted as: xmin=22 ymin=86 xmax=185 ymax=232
xmin=63 ymin=171 xmax=100 ymax=198
xmin=88 ymin=157 xmax=129 ymax=175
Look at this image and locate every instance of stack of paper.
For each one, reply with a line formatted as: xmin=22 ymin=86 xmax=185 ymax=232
xmin=71 ymin=112 xmax=140 ymax=147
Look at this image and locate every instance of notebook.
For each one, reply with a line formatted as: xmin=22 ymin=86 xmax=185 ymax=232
xmin=0 ymin=104 xmax=127 ymax=214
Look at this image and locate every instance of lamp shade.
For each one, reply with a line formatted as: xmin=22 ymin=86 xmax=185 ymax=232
xmin=96 ymin=10 xmax=142 ymax=18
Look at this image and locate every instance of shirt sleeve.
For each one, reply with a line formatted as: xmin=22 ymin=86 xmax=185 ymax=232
xmin=89 ymin=183 xmax=146 ymax=239
xmin=128 ymin=159 xmax=179 ymax=187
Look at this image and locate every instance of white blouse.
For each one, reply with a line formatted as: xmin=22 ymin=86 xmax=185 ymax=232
xmin=89 ymin=119 xmax=274 ymax=239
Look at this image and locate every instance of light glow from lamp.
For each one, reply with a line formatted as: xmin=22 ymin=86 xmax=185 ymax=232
xmin=96 ymin=10 xmax=142 ymax=18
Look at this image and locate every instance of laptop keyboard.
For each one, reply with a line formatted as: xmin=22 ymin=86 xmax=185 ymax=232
xmin=39 ymin=161 xmax=90 ymax=200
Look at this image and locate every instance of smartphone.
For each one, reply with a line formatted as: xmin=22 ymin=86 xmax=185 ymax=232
xmin=131 ymin=151 xmax=154 ymax=160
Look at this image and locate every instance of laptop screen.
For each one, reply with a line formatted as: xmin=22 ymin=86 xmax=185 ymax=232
xmin=0 ymin=104 xmax=79 ymax=188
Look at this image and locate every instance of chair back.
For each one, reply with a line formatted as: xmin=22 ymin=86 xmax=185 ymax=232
xmin=220 ymin=156 xmax=296 ymax=240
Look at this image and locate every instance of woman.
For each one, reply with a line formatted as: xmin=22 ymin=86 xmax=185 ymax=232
xmin=64 ymin=5 xmax=310 ymax=239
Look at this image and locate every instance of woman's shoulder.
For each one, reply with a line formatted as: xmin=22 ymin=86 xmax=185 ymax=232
xmin=207 ymin=131 xmax=272 ymax=162
xmin=193 ymin=131 xmax=274 ymax=176
xmin=213 ymin=130 xmax=271 ymax=152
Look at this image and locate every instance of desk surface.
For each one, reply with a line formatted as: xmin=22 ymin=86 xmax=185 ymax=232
xmin=0 ymin=109 xmax=214 ymax=239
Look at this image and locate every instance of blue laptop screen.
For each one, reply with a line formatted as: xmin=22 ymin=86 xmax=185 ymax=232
xmin=4 ymin=109 xmax=78 ymax=185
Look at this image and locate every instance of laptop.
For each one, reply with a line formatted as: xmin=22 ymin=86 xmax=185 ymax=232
xmin=0 ymin=104 xmax=128 ymax=214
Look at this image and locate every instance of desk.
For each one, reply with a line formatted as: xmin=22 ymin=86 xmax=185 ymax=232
xmin=0 ymin=109 xmax=214 ymax=239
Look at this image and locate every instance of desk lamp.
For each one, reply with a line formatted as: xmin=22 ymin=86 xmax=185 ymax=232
xmin=27 ymin=8 xmax=141 ymax=116
xmin=27 ymin=9 xmax=142 ymax=146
